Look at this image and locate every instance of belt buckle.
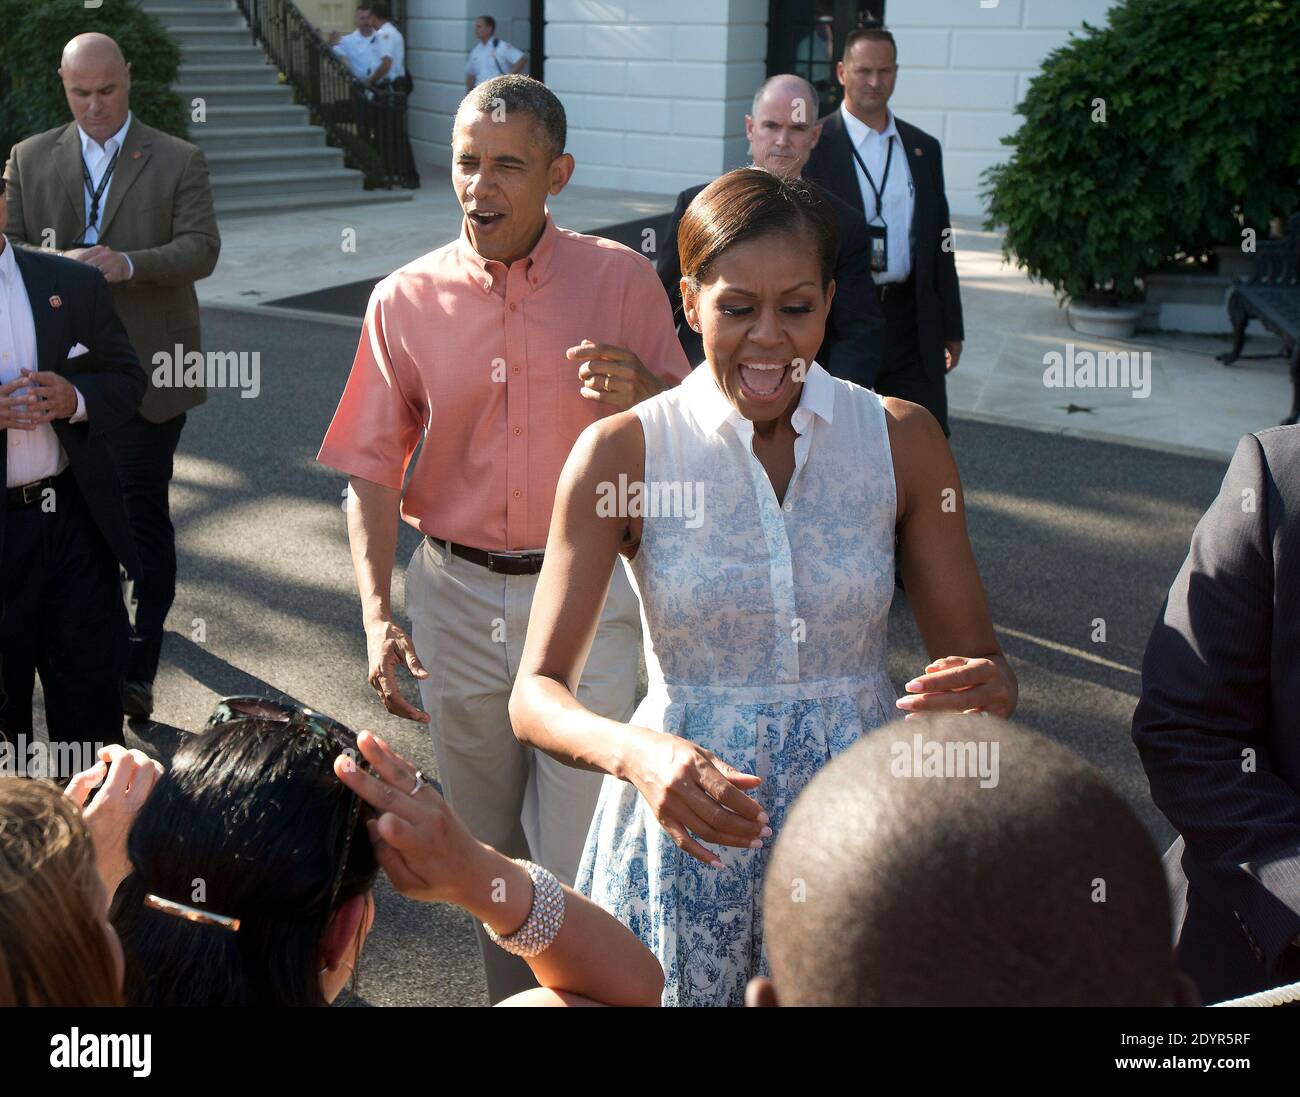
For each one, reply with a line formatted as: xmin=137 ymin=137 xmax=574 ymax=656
xmin=487 ymin=550 xmax=541 ymax=573
xmin=20 ymin=479 xmax=44 ymax=505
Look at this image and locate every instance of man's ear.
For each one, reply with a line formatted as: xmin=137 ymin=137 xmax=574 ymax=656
xmin=549 ymin=152 xmax=575 ymax=195
xmin=835 ymin=60 xmax=846 ymax=88
xmin=744 ymin=976 xmax=779 ymax=1007
xmin=320 ymin=892 xmax=369 ymax=972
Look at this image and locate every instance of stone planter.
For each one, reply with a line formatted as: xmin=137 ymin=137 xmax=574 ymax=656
xmin=1067 ymin=300 xmax=1144 ymax=339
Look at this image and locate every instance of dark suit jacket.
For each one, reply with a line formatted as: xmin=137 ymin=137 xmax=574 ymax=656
xmin=8 ymin=247 xmax=146 ymax=577
xmin=3 ymin=118 xmax=220 ymax=423
xmin=803 ymin=110 xmax=963 ymax=381
xmin=1132 ymin=427 xmax=1300 ymax=1004
xmin=656 ymin=178 xmax=885 ymax=388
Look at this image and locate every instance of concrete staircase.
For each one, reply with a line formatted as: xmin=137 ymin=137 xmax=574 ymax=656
xmin=142 ymin=0 xmax=412 ymax=217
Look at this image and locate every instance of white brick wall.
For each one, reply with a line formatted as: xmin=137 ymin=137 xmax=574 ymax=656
xmin=888 ymin=0 xmax=1122 ymax=216
xmin=405 ymin=0 xmax=1122 ymax=209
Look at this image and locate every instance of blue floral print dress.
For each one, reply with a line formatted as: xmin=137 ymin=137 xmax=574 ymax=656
xmin=575 ymin=362 xmax=899 ymax=1006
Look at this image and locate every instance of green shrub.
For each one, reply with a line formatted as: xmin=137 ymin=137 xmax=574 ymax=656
xmin=983 ymin=0 xmax=1300 ymax=304
xmin=0 ymin=0 xmax=187 ymax=161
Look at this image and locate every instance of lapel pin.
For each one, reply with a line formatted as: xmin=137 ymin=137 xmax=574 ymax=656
xmin=132 ymin=151 xmax=141 ymax=160
xmin=49 ymin=295 xmax=63 ymax=309
xmin=915 ymin=147 xmax=923 ymax=156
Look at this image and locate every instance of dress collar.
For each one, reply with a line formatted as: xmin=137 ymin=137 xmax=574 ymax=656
xmin=688 ymin=359 xmax=836 ymax=437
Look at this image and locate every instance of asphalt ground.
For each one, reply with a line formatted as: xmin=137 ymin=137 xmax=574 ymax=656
xmin=95 ymin=305 xmax=1231 ymax=1007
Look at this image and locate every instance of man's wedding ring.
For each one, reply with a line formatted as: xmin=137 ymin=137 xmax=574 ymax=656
xmin=603 ymin=375 xmax=611 ymax=392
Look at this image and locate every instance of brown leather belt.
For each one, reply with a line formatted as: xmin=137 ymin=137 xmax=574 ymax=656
xmin=429 ymin=537 xmax=545 ymax=576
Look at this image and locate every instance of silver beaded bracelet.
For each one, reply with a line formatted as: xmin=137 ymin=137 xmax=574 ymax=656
xmin=484 ymin=859 xmax=566 ymax=958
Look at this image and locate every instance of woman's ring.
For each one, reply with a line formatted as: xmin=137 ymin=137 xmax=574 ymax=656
xmin=603 ymin=375 xmax=612 ymax=392
xmin=410 ymin=770 xmax=427 ymax=796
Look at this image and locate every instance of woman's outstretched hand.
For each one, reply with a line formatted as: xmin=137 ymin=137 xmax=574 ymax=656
xmin=623 ymin=729 xmax=770 ymax=867
xmin=335 ymin=730 xmax=665 ymax=1006
xmin=894 ymin=655 xmax=1016 ymax=719
xmin=333 ymin=730 xmax=486 ymax=908
xmin=65 ymin=745 xmax=165 ymax=899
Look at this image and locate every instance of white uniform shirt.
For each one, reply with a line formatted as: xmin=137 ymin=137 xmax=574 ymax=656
xmin=332 ymin=29 xmax=376 ymax=80
xmin=370 ymin=21 xmax=406 ymax=81
xmin=76 ymin=112 xmax=134 ymax=277
xmin=465 ymin=37 xmax=523 ymax=86
xmin=840 ymin=104 xmax=915 ymax=284
xmin=0 ymin=242 xmax=88 ymax=487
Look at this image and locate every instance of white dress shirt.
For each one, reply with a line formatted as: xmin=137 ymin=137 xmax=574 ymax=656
xmin=76 ymin=112 xmax=134 ymax=278
xmin=839 ymin=103 xmax=914 ymax=284
xmin=465 ymin=37 xmax=523 ymax=86
xmin=0 ymin=242 xmax=88 ymax=487
xmin=370 ymin=22 xmax=406 ymax=80
xmin=332 ymin=28 xmax=375 ymax=80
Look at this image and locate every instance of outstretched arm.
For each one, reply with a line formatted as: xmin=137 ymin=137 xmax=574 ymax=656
xmin=887 ymin=398 xmax=1016 ymax=717
xmin=336 ymin=731 xmax=665 ymax=1006
xmin=509 ymin=414 xmax=769 ymax=866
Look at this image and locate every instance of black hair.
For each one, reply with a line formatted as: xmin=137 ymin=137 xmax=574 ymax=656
xmin=479 ymin=14 xmax=496 ymax=32
xmin=764 ymin=715 xmax=1175 ymax=1006
xmin=112 ymin=717 xmax=378 ymax=1006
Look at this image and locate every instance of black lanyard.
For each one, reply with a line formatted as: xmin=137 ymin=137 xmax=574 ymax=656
xmin=80 ymin=146 xmax=121 ymax=237
xmin=849 ymin=135 xmax=893 ymax=221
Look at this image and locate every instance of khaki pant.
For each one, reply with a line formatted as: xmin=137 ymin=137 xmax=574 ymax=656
xmin=406 ymin=536 xmax=640 ymax=1003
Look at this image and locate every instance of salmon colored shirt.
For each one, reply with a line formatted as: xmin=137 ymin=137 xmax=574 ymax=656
xmin=318 ymin=213 xmax=692 ymax=551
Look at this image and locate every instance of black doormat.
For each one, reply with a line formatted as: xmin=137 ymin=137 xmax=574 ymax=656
xmin=260 ymin=212 xmax=673 ymax=318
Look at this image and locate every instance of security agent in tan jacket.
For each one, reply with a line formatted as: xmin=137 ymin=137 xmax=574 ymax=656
xmin=3 ymin=32 xmax=220 ymax=719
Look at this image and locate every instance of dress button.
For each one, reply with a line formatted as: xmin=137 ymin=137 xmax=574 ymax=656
xmin=509 ymin=303 xmax=517 ymax=311
xmin=513 ymin=489 xmax=522 ymax=498
xmin=783 ymin=500 xmax=793 ymax=512
xmin=513 ymin=426 xmax=521 ymax=436
xmin=512 ymin=366 xmax=520 ymax=374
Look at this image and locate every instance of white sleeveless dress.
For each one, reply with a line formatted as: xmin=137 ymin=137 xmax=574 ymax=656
xmin=575 ymin=361 xmax=899 ymax=1006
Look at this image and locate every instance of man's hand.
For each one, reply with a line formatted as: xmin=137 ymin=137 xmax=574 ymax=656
xmin=68 ymin=245 xmax=131 ymax=283
xmin=566 ymin=340 xmax=665 ymax=411
xmin=15 ymin=369 xmax=78 ymax=424
xmin=365 ymin=619 xmax=430 ymax=722
xmin=944 ymin=340 xmax=963 ymax=372
xmin=328 ymin=29 xmax=342 ymax=45
xmin=0 ymin=375 xmax=42 ymax=430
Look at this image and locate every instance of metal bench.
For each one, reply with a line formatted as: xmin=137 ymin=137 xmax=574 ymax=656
xmin=1220 ymin=212 xmax=1300 ymax=424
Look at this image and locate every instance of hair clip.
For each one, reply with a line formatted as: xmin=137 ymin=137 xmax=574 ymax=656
xmin=144 ymin=893 xmax=241 ymax=932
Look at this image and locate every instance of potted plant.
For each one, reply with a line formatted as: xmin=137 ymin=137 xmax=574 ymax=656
xmin=983 ymin=0 xmax=1300 ymax=340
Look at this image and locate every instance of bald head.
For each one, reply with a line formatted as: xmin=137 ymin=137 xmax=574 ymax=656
xmin=746 ymin=74 xmax=822 ymax=179
xmin=60 ymin=33 xmax=131 ymax=146
xmin=759 ymin=715 xmax=1177 ymax=1006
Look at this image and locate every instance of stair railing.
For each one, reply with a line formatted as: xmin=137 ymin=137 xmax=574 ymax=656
xmin=235 ymin=0 xmax=412 ymax=189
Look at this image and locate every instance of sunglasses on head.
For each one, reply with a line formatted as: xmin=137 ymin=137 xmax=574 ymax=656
xmin=205 ymin=695 xmax=369 ymax=912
